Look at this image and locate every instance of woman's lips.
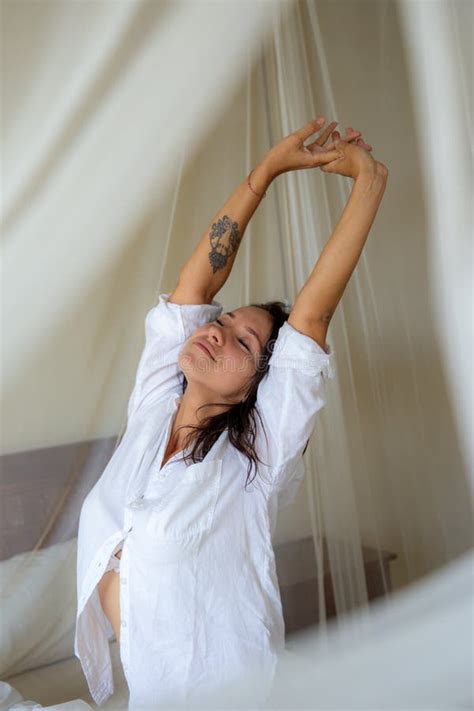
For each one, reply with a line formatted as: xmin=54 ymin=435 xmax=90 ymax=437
xmin=195 ymin=342 xmax=214 ymax=360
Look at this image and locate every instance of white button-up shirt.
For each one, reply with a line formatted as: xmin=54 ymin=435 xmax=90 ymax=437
xmin=74 ymin=293 xmax=335 ymax=708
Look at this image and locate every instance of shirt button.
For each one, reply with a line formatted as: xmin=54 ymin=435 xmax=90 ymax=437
xmin=130 ymin=499 xmax=144 ymax=509
xmin=121 ymin=578 xmax=127 ymax=585
xmin=121 ymin=620 xmax=127 ymax=627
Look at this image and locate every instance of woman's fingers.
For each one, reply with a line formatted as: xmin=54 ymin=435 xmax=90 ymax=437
xmin=303 ymin=121 xmax=369 ymax=153
xmin=320 ymin=125 xmax=360 ymax=146
xmin=317 ymin=149 xmax=345 ymax=166
xmin=293 ymin=116 xmax=327 ymax=142
xmin=329 ymin=130 xmax=373 ymax=151
xmin=349 ymin=133 xmax=370 ymax=149
xmin=304 ymin=121 xmax=339 ymax=151
xmin=325 ymin=137 xmax=340 ymax=151
xmin=345 ymin=127 xmax=361 ymax=140
xmin=356 ymin=137 xmax=373 ymax=151
xmin=345 ymin=128 xmax=374 ymax=150
xmin=303 ymin=120 xmax=374 ymax=160
xmin=317 ymin=121 xmax=339 ymax=146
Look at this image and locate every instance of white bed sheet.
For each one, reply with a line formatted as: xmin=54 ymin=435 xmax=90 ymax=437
xmin=3 ymin=641 xmax=128 ymax=710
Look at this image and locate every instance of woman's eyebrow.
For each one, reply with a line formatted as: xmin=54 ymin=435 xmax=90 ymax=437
xmin=224 ymin=312 xmax=263 ymax=351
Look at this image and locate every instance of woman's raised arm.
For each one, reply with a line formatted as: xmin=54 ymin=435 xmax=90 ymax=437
xmin=170 ymin=116 xmax=345 ymax=305
xmin=170 ymin=160 xmax=274 ymax=305
xmin=288 ymin=139 xmax=388 ymax=350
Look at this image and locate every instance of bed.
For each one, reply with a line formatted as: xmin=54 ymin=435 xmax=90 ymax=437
xmin=0 ymin=438 xmax=396 ymax=708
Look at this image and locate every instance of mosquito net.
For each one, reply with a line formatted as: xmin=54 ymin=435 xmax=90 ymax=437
xmin=1 ymin=0 xmax=472 ymax=709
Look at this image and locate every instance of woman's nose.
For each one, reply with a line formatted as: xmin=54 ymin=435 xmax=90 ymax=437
xmin=208 ymin=323 xmax=224 ymax=343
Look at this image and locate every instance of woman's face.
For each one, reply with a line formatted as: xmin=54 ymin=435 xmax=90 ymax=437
xmin=179 ymin=306 xmax=274 ymax=404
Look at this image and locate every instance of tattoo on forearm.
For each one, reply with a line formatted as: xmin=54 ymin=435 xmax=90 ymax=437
xmin=208 ymin=215 xmax=241 ymax=274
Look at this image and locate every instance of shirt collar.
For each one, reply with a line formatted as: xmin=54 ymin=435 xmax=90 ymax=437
xmin=166 ymin=391 xmax=183 ymax=414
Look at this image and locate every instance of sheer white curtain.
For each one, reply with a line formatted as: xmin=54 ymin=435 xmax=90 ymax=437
xmin=1 ymin=0 xmax=472 ymax=709
xmin=398 ymin=0 xmax=473 ymax=486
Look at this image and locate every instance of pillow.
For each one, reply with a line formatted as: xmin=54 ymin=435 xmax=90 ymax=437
xmin=0 ymin=538 xmax=78 ymax=678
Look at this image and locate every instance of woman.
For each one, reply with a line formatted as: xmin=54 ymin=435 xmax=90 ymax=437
xmin=75 ymin=116 xmax=388 ymax=709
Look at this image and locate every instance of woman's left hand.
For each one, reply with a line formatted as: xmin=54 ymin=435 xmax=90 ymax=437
xmin=264 ymin=116 xmax=372 ymax=179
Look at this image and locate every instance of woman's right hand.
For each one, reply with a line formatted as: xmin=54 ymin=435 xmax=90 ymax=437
xmin=322 ymin=130 xmax=380 ymax=179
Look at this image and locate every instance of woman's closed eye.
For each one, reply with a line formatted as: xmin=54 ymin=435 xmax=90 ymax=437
xmin=216 ymin=318 xmax=250 ymax=351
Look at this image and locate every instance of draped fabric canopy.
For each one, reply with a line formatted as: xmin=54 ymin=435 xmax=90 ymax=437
xmin=1 ymin=0 xmax=472 ymax=708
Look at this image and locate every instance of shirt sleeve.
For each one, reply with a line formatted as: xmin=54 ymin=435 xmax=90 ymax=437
xmin=126 ymin=292 xmax=223 ymax=423
xmin=253 ymin=320 xmax=335 ymax=501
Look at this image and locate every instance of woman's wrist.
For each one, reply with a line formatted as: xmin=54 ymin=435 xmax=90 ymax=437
xmin=354 ymin=160 xmax=387 ymax=192
xmin=249 ymin=158 xmax=276 ymax=194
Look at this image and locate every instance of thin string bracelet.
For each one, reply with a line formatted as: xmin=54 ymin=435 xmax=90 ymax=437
xmin=247 ymin=169 xmax=267 ymax=199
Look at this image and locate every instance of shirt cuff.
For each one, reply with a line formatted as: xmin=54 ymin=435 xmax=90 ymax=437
xmin=269 ymin=321 xmax=335 ymax=379
xmin=158 ymin=292 xmax=223 ymax=339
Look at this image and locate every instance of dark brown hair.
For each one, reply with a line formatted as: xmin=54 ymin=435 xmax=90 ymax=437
xmin=174 ymin=300 xmax=291 ymax=490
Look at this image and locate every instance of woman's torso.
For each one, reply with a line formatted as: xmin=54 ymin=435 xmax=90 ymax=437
xmin=86 ymin=419 xmax=282 ymax=707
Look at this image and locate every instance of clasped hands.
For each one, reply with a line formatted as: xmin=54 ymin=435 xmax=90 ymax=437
xmin=264 ymin=115 xmax=387 ymax=181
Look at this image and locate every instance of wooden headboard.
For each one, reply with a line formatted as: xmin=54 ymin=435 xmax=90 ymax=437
xmin=0 ymin=436 xmax=118 ymax=560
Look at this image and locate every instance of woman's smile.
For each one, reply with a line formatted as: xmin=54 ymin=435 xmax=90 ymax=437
xmin=195 ymin=341 xmax=215 ymax=360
